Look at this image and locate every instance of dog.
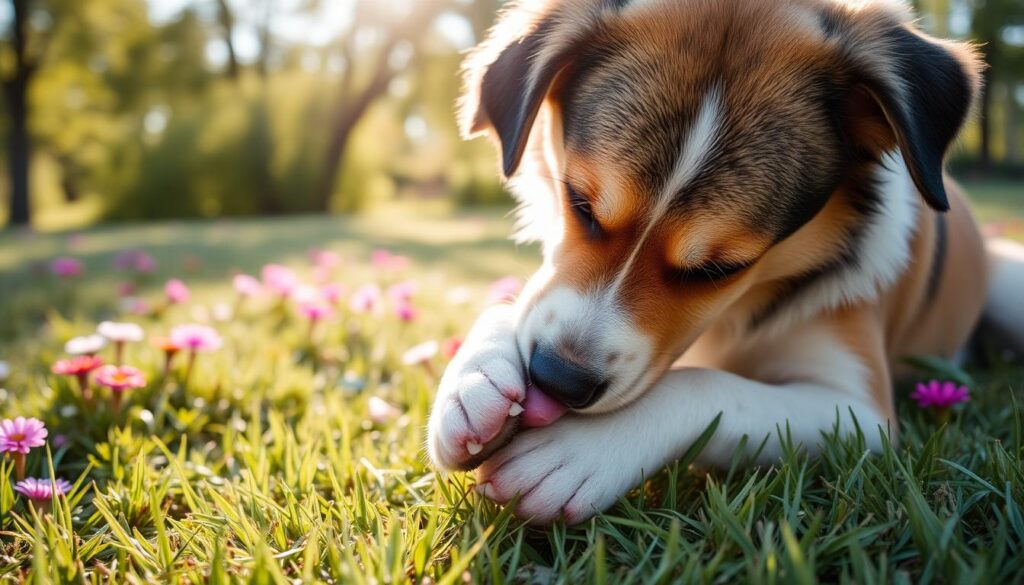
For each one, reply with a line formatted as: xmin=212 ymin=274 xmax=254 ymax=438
xmin=427 ymin=0 xmax=1024 ymax=525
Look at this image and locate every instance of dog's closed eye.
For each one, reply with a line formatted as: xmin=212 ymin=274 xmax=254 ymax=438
xmin=565 ymin=183 xmax=602 ymax=240
xmin=666 ymin=259 xmax=751 ymax=285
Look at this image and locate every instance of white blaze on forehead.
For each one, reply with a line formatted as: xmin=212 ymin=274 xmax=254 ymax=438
xmin=609 ymin=85 xmax=724 ymax=295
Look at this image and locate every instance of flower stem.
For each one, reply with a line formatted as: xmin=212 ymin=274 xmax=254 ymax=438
xmin=77 ymin=373 xmax=94 ymax=407
xmin=13 ymin=452 xmax=25 ymax=481
xmin=183 ymin=351 xmax=197 ymax=387
xmin=111 ymin=391 xmax=122 ymax=416
xmin=115 ymin=341 xmax=124 ymax=366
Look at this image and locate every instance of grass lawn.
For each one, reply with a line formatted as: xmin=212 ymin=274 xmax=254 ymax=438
xmin=0 ymin=189 xmax=1023 ymax=583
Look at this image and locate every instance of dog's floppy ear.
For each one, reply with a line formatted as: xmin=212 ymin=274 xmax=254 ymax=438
xmin=825 ymin=4 xmax=982 ymax=211
xmin=459 ymin=0 xmax=603 ymax=178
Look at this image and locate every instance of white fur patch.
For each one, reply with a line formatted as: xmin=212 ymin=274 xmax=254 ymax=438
xmin=985 ymin=238 xmax=1024 ymax=352
xmin=756 ymin=151 xmax=918 ymax=338
xmin=610 ymin=85 xmax=723 ymax=295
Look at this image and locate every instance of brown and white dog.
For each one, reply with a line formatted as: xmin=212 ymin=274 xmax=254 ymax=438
xmin=427 ymin=0 xmax=1024 ymax=525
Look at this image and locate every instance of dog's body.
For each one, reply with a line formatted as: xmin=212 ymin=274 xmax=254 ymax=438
xmin=428 ymin=0 xmax=1024 ymax=525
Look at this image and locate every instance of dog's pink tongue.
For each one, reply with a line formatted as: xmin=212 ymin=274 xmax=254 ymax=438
xmin=521 ymin=383 xmax=568 ymax=428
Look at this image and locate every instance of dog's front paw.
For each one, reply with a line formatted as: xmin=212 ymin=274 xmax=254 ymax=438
xmin=476 ymin=418 xmax=639 ymax=525
xmin=428 ymin=307 xmax=526 ymax=471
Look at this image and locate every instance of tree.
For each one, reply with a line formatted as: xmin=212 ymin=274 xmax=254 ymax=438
xmin=312 ymin=1 xmax=450 ymax=212
xmin=1 ymin=0 xmax=41 ymax=226
xmin=971 ymin=0 xmax=1024 ymax=169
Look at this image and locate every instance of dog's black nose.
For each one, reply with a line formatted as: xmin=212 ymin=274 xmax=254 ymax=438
xmin=528 ymin=346 xmax=607 ymax=409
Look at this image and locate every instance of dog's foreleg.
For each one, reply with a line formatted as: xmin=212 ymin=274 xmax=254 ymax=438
xmin=477 ymin=366 xmax=888 ymax=525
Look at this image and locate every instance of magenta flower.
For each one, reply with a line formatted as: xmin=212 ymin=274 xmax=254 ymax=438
xmin=486 ymin=276 xmax=523 ymax=305
xmin=298 ymin=301 xmax=334 ymax=323
xmin=94 ymin=365 xmax=147 ymax=393
xmin=911 ymin=380 xmax=970 ymax=409
xmin=165 ymin=279 xmax=190 ymax=304
xmin=261 ymin=264 xmax=298 ymax=299
xmin=14 ymin=478 xmax=72 ymax=504
xmin=0 ymin=417 xmax=46 ymax=480
xmin=395 ymin=301 xmax=418 ymax=323
xmin=349 ymin=284 xmax=382 ymax=314
xmin=50 ymin=257 xmax=84 ymax=278
xmin=0 ymin=417 xmax=47 ymax=455
xmin=170 ymin=324 xmax=223 ymax=352
xmin=233 ymin=274 xmax=262 ymax=298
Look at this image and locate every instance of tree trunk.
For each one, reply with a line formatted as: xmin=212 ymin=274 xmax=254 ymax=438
xmin=1006 ymin=82 xmax=1020 ymax=165
xmin=4 ymin=0 xmax=34 ymax=227
xmin=313 ymin=48 xmax=396 ymax=212
xmin=215 ymin=0 xmax=240 ymax=79
xmin=6 ymin=77 xmax=31 ymax=225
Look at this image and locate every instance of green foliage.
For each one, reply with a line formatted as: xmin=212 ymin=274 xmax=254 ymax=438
xmin=0 ymin=214 xmax=1023 ymax=582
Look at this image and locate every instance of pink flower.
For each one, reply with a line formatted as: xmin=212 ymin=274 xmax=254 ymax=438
xmin=310 ymin=249 xmax=341 ymax=270
xmin=298 ymin=301 xmax=334 ymax=322
xmin=262 ymin=264 xmax=298 ymax=298
xmin=233 ymin=274 xmax=262 ymax=298
xmin=94 ymin=365 xmax=147 ymax=392
xmin=367 ymin=396 xmax=401 ymax=424
xmin=370 ymin=249 xmax=409 ymax=272
xmin=51 ymin=257 xmax=84 ymax=278
xmin=113 ymin=249 xmax=156 ymax=273
xmin=387 ymin=281 xmax=417 ymax=303
xmin=321 ymin=283 xmax=347 ymax=305
xmin=165 ymin=279 xmax=190 ymax=304
xmin=371 ymin=249 xmax=395 ymax=270
xmin=0 ymin=417 xmax=48 ymax=454
xmin=14 ymin=478 xmax=72 ymax=503
xmin=911 ymin=380 xmax=970 ymax=409
xmin=349 ymin=284 xmax=382 ymax=314
xmin=52 ymin=355 xmax=103 ymax=377
xmin=486 ymin=276 xmax=523 ymax=305
xmin=395 ymin=301 xmax=418 ymax=322
xmin=117 ymin=282 xmax=137 ymax=298
xmin=170 ymin=324 xmax=223 ymax=352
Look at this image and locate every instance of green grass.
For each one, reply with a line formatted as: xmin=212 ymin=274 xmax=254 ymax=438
xmin=0 ymin=195 xmax=1023 ymax=583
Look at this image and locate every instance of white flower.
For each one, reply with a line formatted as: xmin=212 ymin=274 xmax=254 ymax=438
xmin=64 ymin=334 xmax=107 ymax=355
xmin=0 ymin=360 xmax=9 ymax=383
xmin=97 ymin=321 xmax=145 ymax=343
xmin=367 ymin=396 xmax=401 ymax=424
xmin=445 ymin=287 xmax=473 ymax=306
xmin=211 ymin=302 xmax=233 ymax=322
xmin=402 ymin=340 xmax=439 ymax=366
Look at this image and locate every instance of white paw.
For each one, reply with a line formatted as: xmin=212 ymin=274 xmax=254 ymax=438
xmin=428 ymin=307 xmax=526 ymax=471
xmin=476 ymin=417 xmax=641 ymax=525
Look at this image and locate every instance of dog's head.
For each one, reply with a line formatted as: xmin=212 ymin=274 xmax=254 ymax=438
xmin=461 ymin=0 xmax=980 ymax=412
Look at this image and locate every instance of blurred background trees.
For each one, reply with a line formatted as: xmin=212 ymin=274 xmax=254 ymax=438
xmin=0 ymin=0 xmax=1020 ymax=229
